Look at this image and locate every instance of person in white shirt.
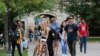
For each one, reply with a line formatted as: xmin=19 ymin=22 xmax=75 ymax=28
xmin=59 ymin=20 xmax=68 ymax=56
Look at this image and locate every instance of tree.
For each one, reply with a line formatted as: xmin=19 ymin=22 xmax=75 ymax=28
xmin=0 ymin=0 xmax=7 ymax=48
xmin=63 ymin=0 xmax=100 ymax=36
xmin=0 ymin=0 xmax=58 ymax=50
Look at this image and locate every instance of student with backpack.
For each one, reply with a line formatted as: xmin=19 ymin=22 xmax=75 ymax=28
xmin=78 ymin=19 xmax=89 ymax=54
xmin=49 ymin=17 xmax=60 ymax=56
xmin=46 ymin=17 xmax=58 ymax=56
xmin=10 ymin=22 xmax=23 ymax=56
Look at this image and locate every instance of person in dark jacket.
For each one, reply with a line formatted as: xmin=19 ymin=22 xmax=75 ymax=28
xmin=11 ymin=21 xmax=23 ymax=56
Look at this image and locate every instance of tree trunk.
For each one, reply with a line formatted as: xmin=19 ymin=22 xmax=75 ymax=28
xmin=5 ymin=0 xmax=15 ymax=53
xmin=4 ymin=12 xmax=8 ymax=50
xmin=4 ymin=11 xmax=15 ymax=54
xmin=7 ymin=10 xmax=14 ymax=53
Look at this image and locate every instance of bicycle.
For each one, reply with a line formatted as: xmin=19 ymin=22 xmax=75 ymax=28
xmin=33 ymin=36 xmax=48 ymax=56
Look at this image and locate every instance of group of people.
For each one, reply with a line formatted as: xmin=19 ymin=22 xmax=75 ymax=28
xmin=8 ymin=14 xmax=89 ymax=56
xmin=60 ymin=16 xmax=89 ymax=56
xmin=36 ymin=15 xmax=89 ymax=56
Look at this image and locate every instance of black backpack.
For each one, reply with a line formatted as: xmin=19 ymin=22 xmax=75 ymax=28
xmin=48 ymin=28 xmax=56 ymax=40
xmin=9 ymin=29 xmax=20 ymax=42
xmin=51 ymin=29 xmax=60 ymax=40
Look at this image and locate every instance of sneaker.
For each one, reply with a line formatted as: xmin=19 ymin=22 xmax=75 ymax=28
xmin=64 ymin=54 xmax=67 ymax=56
xmin=62 ymin=54 xmax=65 ymax=56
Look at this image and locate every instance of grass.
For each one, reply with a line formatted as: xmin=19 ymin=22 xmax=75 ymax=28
xmin=14 ymin=50 xmax=28 ymax=56
xmin=77 ymin=37 xmax=100 ymax=42
xmin=88 ymin=37 xmax=100 ymax=42
xmin=0 ymin=50 xmax=5 ymax=56
xmin=0 ymin=49 xmax=28 ymax=56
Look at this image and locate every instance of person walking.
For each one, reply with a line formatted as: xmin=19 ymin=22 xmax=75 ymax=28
xmin=28 ymin=26 xmax=33 ymax=42
xmin=17 ymin=21 xmax=25 ymax=53
xmin=46 ymin=16 xmax=59 ymax=56
xmin=64 ymin=16 xmax=79 ymax=56
xmin=59 ymin=20 xmax=68 ymax=56
xmin=49 ymin=17 xmax=60 ymax=56
xmin=78 ymin=18 xmax=89 ymax=54
xmin=10 ymin=21 xmax=23 ymax=56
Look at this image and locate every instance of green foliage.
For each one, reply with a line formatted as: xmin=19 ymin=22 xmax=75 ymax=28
xmin=88 ymin=37 xmax=100 ymax=42
xmin=0 ymin=0 xmax=57 ymax=29
xmin=0 ymin=0 xmax=57 ymax=19
xmin=10 ymin=0 xmax=57 ymax=15
xmin=0 ymin=0 xmax=7 ymax=15
xmin=64 ymin=0 xmax=100 ymax=36
xmin=0 ymin=50 xmax=28 ymax=56
xmin=0 ymin=0 xmax=6 ymax=33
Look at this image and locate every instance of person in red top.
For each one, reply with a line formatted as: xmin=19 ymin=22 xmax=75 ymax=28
xmin=78 ymin=18 xmax=89 ymax=54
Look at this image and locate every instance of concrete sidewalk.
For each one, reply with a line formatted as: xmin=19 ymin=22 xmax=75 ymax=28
xmin=28 ymin=41 xmax=100 ymax=56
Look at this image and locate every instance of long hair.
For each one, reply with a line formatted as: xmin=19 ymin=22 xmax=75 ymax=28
xmin=60 ymin=19 xmax=68 ymax=34
xmin=60 ymin=21 xmax=64 ymax=34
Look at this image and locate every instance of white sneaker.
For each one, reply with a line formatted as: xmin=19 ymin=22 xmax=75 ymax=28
xmin=62 ymin=54 xmax=65 ymax=56
xmin=64 ymin=54 xmax=67 ymax=56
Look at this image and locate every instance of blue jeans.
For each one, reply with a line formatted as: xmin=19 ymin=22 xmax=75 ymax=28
xmin=80 ymin=36 xmax=87 ymax=53
xmin=61 ymin=39 xmax=67 ymax=54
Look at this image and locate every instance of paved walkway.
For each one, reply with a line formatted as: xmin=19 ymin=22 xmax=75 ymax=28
xmin=28 ymin=40 xmax=100 ymax=56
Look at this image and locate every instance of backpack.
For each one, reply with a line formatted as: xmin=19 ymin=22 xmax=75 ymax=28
xmin=48 ymin=28 xmax=56 ymax=40
xmin=9 ymin=29 xmax=20 ymax=42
